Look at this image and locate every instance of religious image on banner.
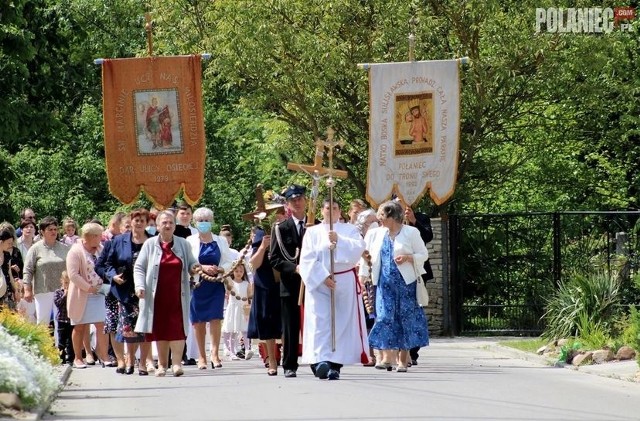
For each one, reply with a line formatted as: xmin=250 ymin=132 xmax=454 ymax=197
xmin=395 ymin=92 xmax=434 ymax=155
xmin=135 ymin=89 xmax=183 ymax=154
xmin=365 ymin=60 xmax=460 ymax=207
xmin=102 ymin=55 xmax=206 ymax=207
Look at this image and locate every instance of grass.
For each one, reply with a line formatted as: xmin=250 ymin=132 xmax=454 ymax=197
xmin=499 ymin=338 xmax=547 ymax=353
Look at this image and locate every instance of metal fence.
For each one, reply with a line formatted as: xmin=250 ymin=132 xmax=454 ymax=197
xmin=449 ymin=211 xmax=640 ymax=335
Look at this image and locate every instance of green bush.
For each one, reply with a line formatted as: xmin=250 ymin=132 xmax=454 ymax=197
xmin=542 ymin=270 xmax=622 ymax=341
xmin=622 ymin=306 xmax=640 ymax=366
xmin=576 ymin=311 xmax=610 ymax=350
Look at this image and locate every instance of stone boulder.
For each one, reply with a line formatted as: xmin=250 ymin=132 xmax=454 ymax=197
xmin=572 ymin=352 xmax=593 ymax=366
xmin=591 ymin=349 xmax=614 ymax=364
xmin=0 ymin=393 xmax=22 ymax=410
xmin=615 ymin=346 xmax=636 ymax=361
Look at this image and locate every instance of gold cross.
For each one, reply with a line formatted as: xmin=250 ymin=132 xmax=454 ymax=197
xmin=287 ymin=128 xmax=348 ymax=179
xmin=287 ymin=128 xmax=348 ymax=224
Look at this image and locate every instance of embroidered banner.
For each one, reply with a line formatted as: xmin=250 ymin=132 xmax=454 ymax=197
xmin=102 ymin=55 xmax=206 ymax=207
xmin=366 ymin=60 xmax=460 ymax=207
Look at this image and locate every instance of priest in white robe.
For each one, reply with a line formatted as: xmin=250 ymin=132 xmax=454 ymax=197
xmin=299 ymin=198 xmax=369 ymax=380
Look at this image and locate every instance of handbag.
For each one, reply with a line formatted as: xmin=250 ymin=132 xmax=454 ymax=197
xmin=413 ymin=258 xmax=429 ymax=307
xmin=0 ymin=270 xmax=7 ymax=298
xmin=416 ymin=277 xmax=429 ymax=307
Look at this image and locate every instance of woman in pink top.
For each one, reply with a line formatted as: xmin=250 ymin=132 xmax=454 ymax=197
xmin=66 ymin=222 xmax=111 ymax=369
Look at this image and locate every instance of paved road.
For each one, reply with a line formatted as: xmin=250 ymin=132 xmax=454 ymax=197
xmin=44 ymin=338 xmax=640 ymax=421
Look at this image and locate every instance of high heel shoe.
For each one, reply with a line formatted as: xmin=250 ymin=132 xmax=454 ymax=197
xmin=116 ymin=366 xmax=126 ymax=374
xmin=125 ymin=366 xmax=134 ymax=375
xmin=172 ymin=365 xmax=184 ymax=377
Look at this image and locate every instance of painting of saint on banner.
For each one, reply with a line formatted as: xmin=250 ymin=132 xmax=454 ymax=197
xmin=134 ymin=89 xmax=183 ymax=155
xmin=394 ymin=92 xmax=434 ymax=156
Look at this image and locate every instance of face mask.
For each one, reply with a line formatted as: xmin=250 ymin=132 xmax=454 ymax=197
xmin=145 ymin=226 xmax=157 ymax=236
xmin=368 ymin=222 xmax=379 ymax=230
xmin=196 ymin=221 xmax=212 ymax=234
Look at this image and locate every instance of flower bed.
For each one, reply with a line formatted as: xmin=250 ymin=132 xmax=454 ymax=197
xmin=0 ymin=310 xmax=62 ymax=411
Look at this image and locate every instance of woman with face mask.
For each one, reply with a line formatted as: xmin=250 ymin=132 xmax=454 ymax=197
xmin=186 ymin=207 xmax=233 ymax=369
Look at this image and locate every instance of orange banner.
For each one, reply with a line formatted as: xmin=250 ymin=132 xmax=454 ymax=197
xmin=102 ymin=55 xmax=206 ymax=207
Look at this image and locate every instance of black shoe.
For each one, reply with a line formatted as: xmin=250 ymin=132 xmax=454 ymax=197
xmin=411 ymin=359 xmax=418 ymax=366
xmin=116 ymin=367 xmax=126 ymax=374
xmin=236 ymin=350 xmax=245 ymax=359
xmin=283 ymin=369 xmax=297 ymax=378
xmin=327 ymin=369 xmax=340 ymax=380
xmin=183 ymin=358 xmax=197 ymax=366
xmin=315 ymin=362 xmax=330 ymax=380
xmin=125 ymin=366 xmax=134 ymax=375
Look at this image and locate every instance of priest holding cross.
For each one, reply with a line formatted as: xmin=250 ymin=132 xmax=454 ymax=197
xmin=295 ymin=128 xmax=370 ymax=380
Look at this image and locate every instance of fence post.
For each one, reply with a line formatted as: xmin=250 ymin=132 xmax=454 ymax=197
xmin=441 ymin=215 xmax=451 ymax=336
xmin=553 ymin=212 xmax=561 ymax=287
xmin=448 ymin=214 xmax=461 ymax=335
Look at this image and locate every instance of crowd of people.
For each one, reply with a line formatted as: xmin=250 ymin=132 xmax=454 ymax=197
xmin=0 ymin=189 xmax=433 ymax=380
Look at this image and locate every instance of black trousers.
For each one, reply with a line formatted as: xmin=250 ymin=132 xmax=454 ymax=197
xmin=410 ymin=346 xmax=420 ymax=361
xmin=57 ymin=321 xmax=74 ymax=363
xmin=280 ymin=295 xmax=300 ymax=371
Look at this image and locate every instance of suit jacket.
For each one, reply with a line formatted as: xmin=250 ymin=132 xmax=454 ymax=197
xmin=358 ymin=225 xmax=428 ymax=286
xmin=97 ymin=232 xmax=149 ymax=304
xmin=411 ymin=213 xmax=434 ymax=281
xmin=269 ymin=217 xmax=304 ymax=298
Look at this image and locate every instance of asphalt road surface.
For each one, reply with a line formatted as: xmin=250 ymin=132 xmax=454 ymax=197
xmin=44 ymin=338 xmax=640 ymax=421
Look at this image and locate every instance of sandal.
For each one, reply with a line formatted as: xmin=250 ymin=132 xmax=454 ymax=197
xmin=267 ymin=369 xmax=278 ymax=376
xmin=363 ymin=357 xmax=376 ymax=367
xmin=374 ymin=362 xmax=393 ymax=372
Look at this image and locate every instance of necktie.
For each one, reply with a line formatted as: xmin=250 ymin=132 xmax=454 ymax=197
xmin=298 ymin=220 xmax=305 ymax=238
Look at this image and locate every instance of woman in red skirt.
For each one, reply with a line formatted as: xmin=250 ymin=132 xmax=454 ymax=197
xmin=134 ymin=210 xmax=199 ymax=377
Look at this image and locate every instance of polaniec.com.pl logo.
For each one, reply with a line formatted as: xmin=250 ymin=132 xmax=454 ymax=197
xmin=535 ymin=6 xmax=636 ymax=33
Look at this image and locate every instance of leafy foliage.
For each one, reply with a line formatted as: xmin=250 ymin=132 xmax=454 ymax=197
xmin=542 ymin=270 xmax=622 ymax=340
xmin=1 ymin=0 xmax=639 ymax=238
xmin=622 ymin=306 xmax=640 ymax=366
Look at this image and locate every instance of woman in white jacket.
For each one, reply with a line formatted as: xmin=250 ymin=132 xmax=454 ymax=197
xmin=358 ymin=200 xmax=430 ymax=372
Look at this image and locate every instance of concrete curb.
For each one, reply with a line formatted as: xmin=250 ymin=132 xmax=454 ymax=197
xmin=31 ymin=365 xmax=73 ymax=421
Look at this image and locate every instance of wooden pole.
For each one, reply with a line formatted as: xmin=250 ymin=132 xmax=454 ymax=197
xmin=145 ymin=12 xmax=154 ymax=57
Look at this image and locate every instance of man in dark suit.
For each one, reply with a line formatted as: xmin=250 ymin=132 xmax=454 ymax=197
xmin=269 ymin=185 xmax=307 ymax=378
xmin=404 ymin=206 xmax=434 ymax=366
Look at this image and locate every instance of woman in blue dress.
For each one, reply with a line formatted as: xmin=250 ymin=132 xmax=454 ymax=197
xmin=359 ymin=200 xmax=429 ymax=372
xmin=187 ymin=207 xmax=233 ymax=369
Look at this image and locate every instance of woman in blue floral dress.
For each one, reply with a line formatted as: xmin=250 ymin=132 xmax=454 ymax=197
xmin=359 ymin=200 xmax=429 ymax=372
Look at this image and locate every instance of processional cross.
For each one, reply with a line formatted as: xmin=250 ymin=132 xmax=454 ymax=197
xmin=287 ymin=127 xmax=347 ymax=351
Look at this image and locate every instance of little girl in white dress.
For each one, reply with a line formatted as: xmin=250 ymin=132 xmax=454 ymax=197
xmin=222 ymin=263 xmax=253 ymax=360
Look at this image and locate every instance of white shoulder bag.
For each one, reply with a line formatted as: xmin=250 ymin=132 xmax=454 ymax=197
xmin=413 ymin=259 xmax=429 ymax=307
